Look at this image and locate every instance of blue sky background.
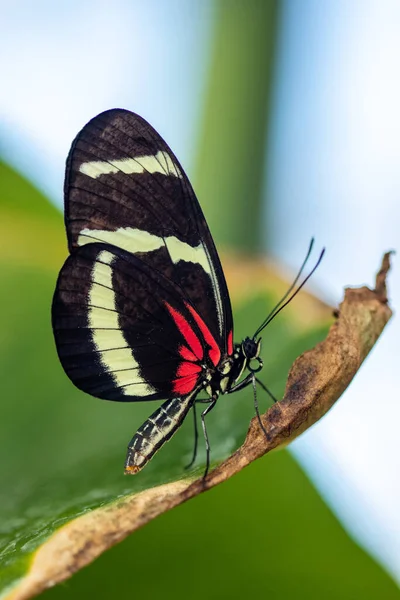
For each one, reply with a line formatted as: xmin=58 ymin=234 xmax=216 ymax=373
xmin=270 ymin=1 xmax=400 ymax=577
xmin=1 ymin=0 xmax=399 ymax=580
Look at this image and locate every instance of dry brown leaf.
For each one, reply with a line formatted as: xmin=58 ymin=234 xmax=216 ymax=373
xmin=7 ymin=253 xmax=393 ymax=600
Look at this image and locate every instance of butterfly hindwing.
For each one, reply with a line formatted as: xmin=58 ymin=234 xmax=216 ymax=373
xmin=64 ymin=109 xmax=233 ymax=354
xmin=52 ymin=242 xmax=221 ymax=402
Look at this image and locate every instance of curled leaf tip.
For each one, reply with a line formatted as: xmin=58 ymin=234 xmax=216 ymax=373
xmin=375 ymin=251 xmax=394 ymax=301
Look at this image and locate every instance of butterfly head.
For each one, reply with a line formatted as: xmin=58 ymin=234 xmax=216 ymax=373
xmin=242 ymin=337 xmax=263 ymax=373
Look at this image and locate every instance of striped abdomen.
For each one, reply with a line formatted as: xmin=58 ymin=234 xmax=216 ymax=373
xmin=125 ymin=393 xmax=196 ymax=474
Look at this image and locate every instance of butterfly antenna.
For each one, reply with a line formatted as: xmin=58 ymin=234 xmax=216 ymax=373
xmin=253 ymin=238 xmax=315 ymax=337
xmin=253 ymin=242 xmax=325 ymax=338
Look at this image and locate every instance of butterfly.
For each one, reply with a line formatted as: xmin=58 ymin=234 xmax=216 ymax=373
xmin=52 ymin=109 xmax=323 ymax=477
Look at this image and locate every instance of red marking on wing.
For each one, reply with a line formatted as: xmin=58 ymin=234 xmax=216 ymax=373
xmin=172 ymin=374 xmax=199 ymax=395
xmin=186 ymin=304 xmax=221 ymax=366
xmin=165 ymin=303 xmax=203 ymax=360
xmin=227 ymin=330 xmax=233 ymax=355
xmin=177 ymin=362 xmax=201 ymax=378
xmin=179 ymin=345 xmax=198 ymax=362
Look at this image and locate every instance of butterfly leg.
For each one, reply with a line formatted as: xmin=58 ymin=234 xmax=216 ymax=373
xmin=255 ymin=377 xmax=278 ymax=403
xmin=228 ymin=374 xmax=270 ymax=441
xmin=185 ymin=403 xmax=199 ymax=470
xmin=200 ymin=397 xmax=217 ymax=479
xmin=250 ymin=374 xmax=270 ymax=441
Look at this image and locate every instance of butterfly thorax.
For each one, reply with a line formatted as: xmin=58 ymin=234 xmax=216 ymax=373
xmin=202 ymin=337 xmax=262 ymax=398
xmin=203 ymin=355 xmax=235 ymax=397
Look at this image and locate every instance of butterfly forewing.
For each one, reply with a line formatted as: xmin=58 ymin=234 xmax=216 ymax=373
xmin=53 ymin=109 xmax=234 ymax=404
xmin=64 ymin=109 xmax=233 ymax=354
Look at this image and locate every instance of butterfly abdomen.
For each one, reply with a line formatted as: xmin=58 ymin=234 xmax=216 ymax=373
xmin=124 ymin=393 xmax=196 ymax=473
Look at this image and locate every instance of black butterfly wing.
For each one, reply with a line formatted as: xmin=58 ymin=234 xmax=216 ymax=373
xmin=64 ymin=109 xmax=233 ymax=352
xmin=53 ymin=109 xmax=233 ymax=402
xmin=52 ymin=242 xmax=223 ymax=401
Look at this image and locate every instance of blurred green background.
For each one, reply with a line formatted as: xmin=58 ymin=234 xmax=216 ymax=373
xmin=0 ymin=1 xmax=398 ymax=598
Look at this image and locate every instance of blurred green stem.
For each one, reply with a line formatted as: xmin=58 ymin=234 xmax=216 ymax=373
xmin=195 ymin=0 xmax=280 ymax=254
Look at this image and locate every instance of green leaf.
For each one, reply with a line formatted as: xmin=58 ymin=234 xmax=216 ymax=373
xmin=0 ymin=162 xmax=65 ymax=272
xmin=41 ymin=452 xmax=400 ymax=600
xmin=0 ymin=160 xmax=398 ymax=598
